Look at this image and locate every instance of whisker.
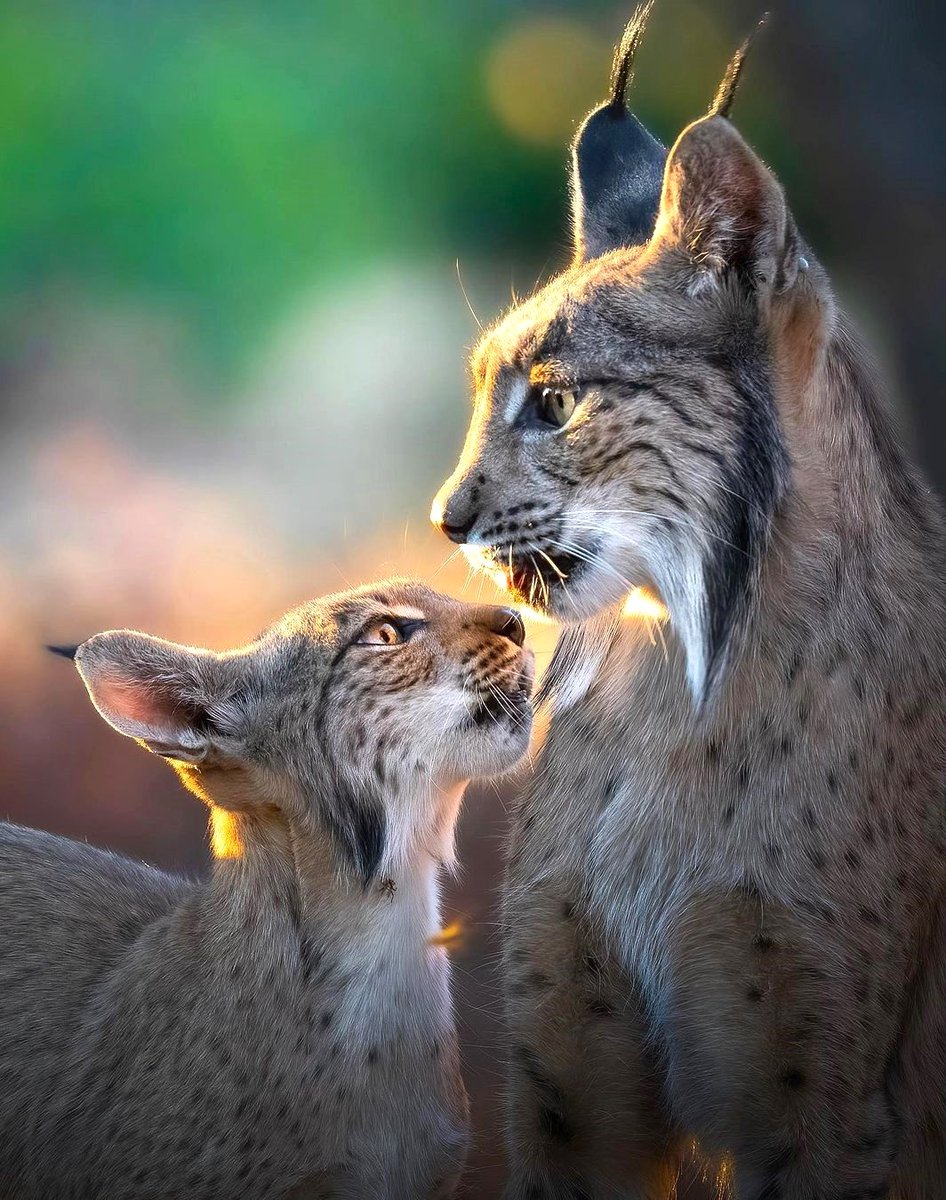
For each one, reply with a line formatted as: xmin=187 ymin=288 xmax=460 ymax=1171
xmin=535 ymin=548 xmax=567 ymax=581
xmin=430 ymin=546 xmax=466 ymax=582
xmin=570 ymin=509 xmax=750 ymax=558
xmin=455 ymin=258 xmax=483 ymax=331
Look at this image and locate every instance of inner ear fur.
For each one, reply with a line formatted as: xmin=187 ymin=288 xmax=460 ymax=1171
xmin=655 ymin=114 xmax=800 ymax=297
xmin=74 ymin=630 xmax=242 ymax=765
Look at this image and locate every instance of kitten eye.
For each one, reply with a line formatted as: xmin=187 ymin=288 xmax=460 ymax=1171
xmin=356 ymin=617 xmax=426 ymax=647
xmin=359 ymin=621 xmax=403 ymax=647
xmin=539 ymin=386 xmax=577 ymax=428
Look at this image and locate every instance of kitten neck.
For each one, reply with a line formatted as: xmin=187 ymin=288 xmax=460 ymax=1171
xmin=204 ymin=777 xmax=465 ymax=940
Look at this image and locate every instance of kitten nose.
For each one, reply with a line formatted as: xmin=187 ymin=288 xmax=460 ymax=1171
xmin=430 ymin=495 xmax=479 ymax=544
xmin=480 ymin=606 xmax=526 ymax=647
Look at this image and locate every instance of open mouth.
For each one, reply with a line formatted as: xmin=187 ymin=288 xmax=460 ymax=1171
xmin=497 ymin=548 xmax=589 ymax=606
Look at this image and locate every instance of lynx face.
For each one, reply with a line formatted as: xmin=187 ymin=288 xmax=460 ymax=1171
xmin=433 ymin=114 xmax=801 ymax=701
xmin=435 ymin=250 xmax=777 ymax=613
xmin=260 ymin=579 xmax=533 ymax=788
xmin=71 ymin=579 xmax=533 ymax=880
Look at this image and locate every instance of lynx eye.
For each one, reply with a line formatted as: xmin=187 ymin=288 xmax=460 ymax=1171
xmin=539 ymin=386 xmax=577 ymax=428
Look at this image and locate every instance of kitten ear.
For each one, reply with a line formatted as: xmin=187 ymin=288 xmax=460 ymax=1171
xmin=570 ymin=3 xmax=666 ymax=260
xmin=71 ymin=631 xmax=243 ymax=765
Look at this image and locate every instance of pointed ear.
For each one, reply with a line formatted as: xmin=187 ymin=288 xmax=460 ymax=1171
xmin=570 ymin=3 xmax=666 ymax=260
xmin=654 ymin=113 xmax=800 ymax=296
xmin=73 ymin=631 xmax=242 ymax=764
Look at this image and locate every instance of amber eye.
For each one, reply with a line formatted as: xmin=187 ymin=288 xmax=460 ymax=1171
xmin=356 ymin=617 xmax=426 ymax=648
xmin=539 ymin=386 xmax=577 ymax=428
xmin=359 ymin=621 xmax=403 ymax=647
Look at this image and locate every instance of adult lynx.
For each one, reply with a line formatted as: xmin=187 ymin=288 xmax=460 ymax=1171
xmin=433 ymin=11 xmax=946 ymax=1199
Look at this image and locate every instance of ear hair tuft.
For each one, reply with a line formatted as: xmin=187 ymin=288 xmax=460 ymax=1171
xmin=709 ymin=14 xmax=767 ymax=119
xmin=571 ymin=3 xmax=665 ymax=259
xmin=608 ymin=1 xmax=655 ymax=112
xmin=47 ymin=644 xmax=79 ymax=661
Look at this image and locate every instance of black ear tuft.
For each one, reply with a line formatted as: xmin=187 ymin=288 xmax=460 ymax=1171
xmin=323 ymin=774 xmax=387 ymax=888
xmin=571 ymin=3 xmax=666 ymax=261
xmin=709 ymin=15 xmax=767 ymax=119
xmin=607 ymin=0 xmax=653 ymax=112
xmin=47 ymin=644 xmax=79 ymax=661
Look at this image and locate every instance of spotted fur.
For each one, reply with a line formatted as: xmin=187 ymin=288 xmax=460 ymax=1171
xmin=433 ymin=109 xmax=946 ymax=1199
xmin=0 ymin=580 xmax=532 ymax=1199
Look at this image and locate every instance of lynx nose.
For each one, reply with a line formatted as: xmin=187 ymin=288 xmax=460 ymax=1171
xmin=430 ymin=494 xmax=479 ymax=544
xmin=479 ymin=606 xmax=526 ymax=647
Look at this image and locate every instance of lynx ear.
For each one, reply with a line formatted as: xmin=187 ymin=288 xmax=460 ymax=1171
xmin=570 ymin=3 xmax=666 ymax=260
xmin=72 ymin=631 xmax=243 ymax=764
xmin=654 ymin=30 xmax=799 ymax=297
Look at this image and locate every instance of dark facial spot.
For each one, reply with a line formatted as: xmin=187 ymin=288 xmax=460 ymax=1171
xmin=780 ymin=1068 xmax=807 ymax=1090
xmin=753 ymin=934 xmax=776 ymax=954
xmin=516 ymin=1046 xmax=573 ymax=1144
xmin=746 ymin=985 xmax=764 ymax=1003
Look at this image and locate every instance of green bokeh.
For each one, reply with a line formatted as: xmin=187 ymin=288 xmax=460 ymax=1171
xmin=0 ymin=1 xmax=790 ymax=389
xmin=0 ymin=2 xmax=559 ymax=379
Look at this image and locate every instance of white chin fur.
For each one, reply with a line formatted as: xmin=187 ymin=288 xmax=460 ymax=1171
xmin=451 ymin=724 xmax=530 ymax=780
xmin=544 ymin=565 xmax=627 ymax=622
xmin=547 ymin=526 xmax=713 ymax=705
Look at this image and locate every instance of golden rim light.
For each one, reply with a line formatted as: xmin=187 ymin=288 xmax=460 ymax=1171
xmin=622 ymin=585 xmax=669 ymax=623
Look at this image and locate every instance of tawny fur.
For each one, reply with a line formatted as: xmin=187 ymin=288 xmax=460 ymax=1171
xmin=434 ymin=112 xmax=946 ymax=1199
xmin=0 ymin=580 xmax=532 ymax=1199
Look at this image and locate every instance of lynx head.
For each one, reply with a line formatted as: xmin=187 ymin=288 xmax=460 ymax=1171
xmin=57 ymin=580 xmax=533 ymax=883
xmin=432 ymin=10 xmax=820 ymax=704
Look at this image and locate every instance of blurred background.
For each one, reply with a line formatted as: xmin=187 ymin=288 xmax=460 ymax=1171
xmin=0 ymin=1 xmax=943 ymax=1195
